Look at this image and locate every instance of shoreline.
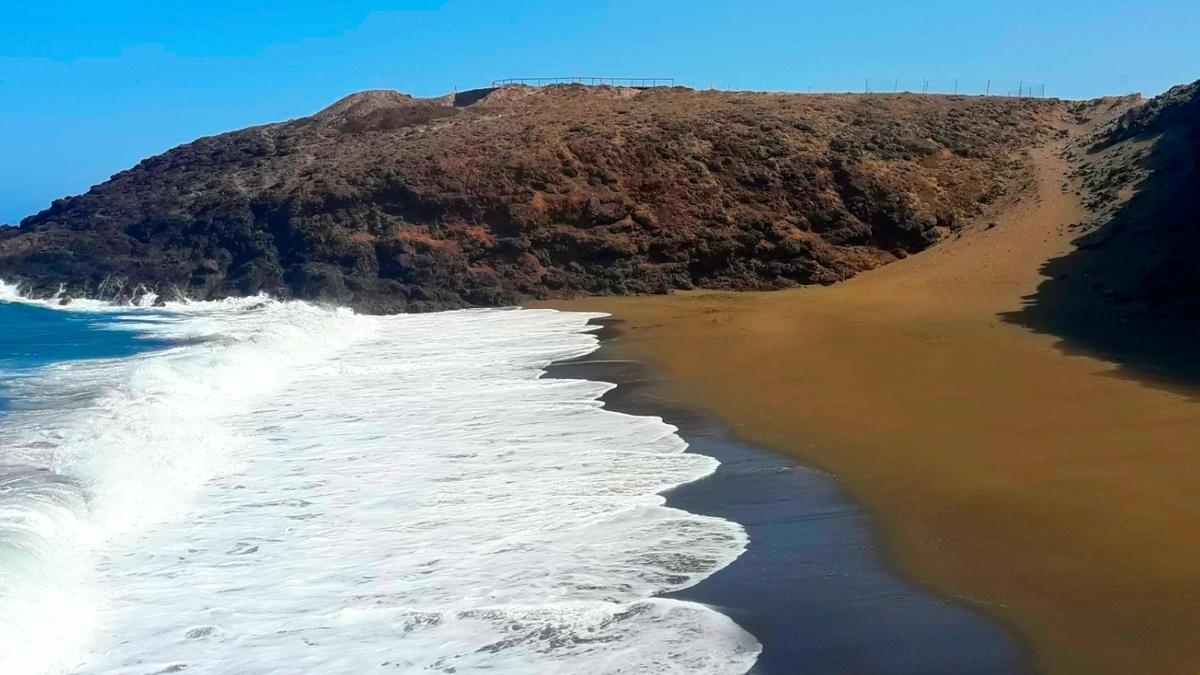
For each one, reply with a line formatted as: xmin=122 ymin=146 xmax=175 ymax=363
xmin=536 ymin=137 xmax=1200 ymax=673
xmin=545 ymin=318 xmax=1028 ymax=674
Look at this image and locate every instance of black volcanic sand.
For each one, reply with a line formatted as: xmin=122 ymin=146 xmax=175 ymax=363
xmin=545 ymin=318 xmax=1027 ymax=675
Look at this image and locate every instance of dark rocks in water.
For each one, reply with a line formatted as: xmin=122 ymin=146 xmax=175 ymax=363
xmin=0 ymin=85 xmax=1062 ymax=312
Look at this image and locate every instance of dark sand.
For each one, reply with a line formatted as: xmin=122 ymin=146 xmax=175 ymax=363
xmin=546 ymin=323 xmax=1027 ymax=674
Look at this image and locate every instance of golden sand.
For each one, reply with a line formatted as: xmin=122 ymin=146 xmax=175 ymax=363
xmin=540 ymin=144 xmax=1200 ymax=673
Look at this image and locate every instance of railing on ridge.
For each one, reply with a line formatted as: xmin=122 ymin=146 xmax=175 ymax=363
xmin=490 ymin=77 xmax=675 ymax=88
xmin=862 ymin=78 xmax=1046 ymax=97
xmin=485 ymin=76 xmax=1048 ymax=97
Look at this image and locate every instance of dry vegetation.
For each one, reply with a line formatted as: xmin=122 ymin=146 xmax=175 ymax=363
xmin=0 ymin=84 xmax=1060 ymax=311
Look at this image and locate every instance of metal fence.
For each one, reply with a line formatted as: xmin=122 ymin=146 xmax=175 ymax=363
xmin=862 ymin=78 xmax=1046 ymax=97
xmin=486 ymin=76 xmax=1046 ymax=97
xmin=491 ymin=77 xmax=675 ymax=88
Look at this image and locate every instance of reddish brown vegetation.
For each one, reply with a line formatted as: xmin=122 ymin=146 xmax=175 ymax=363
xmin=0 ymin=85 xmax=1060 ymax=311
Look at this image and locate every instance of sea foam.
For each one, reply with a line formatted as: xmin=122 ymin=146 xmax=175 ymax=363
xmin=0 ymin=287 xmax=759 ymax=673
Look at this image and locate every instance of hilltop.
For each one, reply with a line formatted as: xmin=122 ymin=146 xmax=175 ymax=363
xmin=0 ymin=85 xmax=1060 ymax=311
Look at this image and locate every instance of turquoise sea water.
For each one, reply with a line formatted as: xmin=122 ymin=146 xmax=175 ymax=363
xmin=0 ymin=303 xmax=172 ymax=412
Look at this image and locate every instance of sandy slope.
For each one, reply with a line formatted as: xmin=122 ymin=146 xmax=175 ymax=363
xmin=543 ymin=139 xmax=1200 ymax=673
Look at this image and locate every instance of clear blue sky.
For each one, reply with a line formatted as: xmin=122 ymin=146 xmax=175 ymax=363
xmin=2 ymin=0 xmax=1198 ymax=224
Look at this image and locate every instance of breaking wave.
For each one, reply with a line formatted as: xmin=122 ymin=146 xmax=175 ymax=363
xmin=0 ymin=284 xmax=758 ymax=673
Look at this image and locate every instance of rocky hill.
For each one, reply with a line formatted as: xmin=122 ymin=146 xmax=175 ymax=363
xmin=0 ymin=85 xmax=1062 ymax=311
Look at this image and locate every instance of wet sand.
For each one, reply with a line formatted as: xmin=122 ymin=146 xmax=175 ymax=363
xmin=547 ymin=337 xmax=1026 ymax=673
xmin=538 ymin=142 xmax=1200 ymax=673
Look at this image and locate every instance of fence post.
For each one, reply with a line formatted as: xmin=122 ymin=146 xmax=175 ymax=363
xmin=923 ymin=78 xmax=928 ymax=94
xmin=865 ymin=78 xmax=869 ymax=93
xmin=986 ymin=79 xmax=991 ymax=96
xmin=1018 ymin=80 xmax=1023 ymax=98
xmin=894 ymin=78 xmax=899 ymax=92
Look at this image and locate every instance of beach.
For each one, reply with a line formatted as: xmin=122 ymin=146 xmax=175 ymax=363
xmin=541 ymin=142 xmax=1200 ymax=673
xmin=547 ymin=331 xmax=1026 ymax=673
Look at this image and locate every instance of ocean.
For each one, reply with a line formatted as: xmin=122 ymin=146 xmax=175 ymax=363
xmin=0 ymin=284 xmax=759 ymax=674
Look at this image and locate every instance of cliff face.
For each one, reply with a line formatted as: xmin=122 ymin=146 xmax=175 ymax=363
xmin=0 ymin=85 xmax=1060 ymax=311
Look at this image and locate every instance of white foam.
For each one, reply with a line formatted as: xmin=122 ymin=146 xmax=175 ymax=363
xmin=0 ymin=289 xmax=759 ymax=673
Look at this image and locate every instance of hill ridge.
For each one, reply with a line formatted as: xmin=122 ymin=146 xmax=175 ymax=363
xmin=0 ymin=85 xmax=1068 ymax=311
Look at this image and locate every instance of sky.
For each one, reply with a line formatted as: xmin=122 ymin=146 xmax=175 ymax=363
xmin=2 ymin=0 xmax=1198 ymax=224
